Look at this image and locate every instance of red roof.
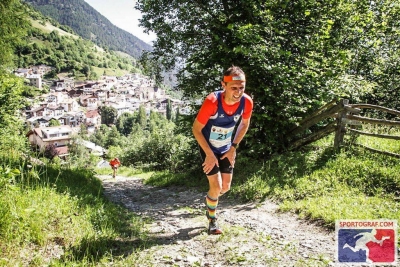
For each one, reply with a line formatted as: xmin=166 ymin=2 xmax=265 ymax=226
xmin=86 ymin=109 xmax=99 ymax=118
xmin=55 ymin=146 xmax=68 ymax=155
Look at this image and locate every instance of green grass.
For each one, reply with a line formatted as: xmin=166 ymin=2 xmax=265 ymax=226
xmin=30 ymin=19 xmax=79 ymax=38
xmin=94 ymin=165 xmax=146 ymax=178
xmin=91 ymin=66 xmax=129 ymax=78
xmin=145 ymin=132 xmax=400 ymax=236
xmin=1 ymin=128 xmax=400 ymax=265
xmin=0 ymin=163 xmax=153 ymax=266
xmin=233 ymin=139 xmax=399 ymax=229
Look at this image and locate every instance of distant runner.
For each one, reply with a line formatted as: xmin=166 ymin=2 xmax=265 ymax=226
xmin=109 ymin=157 xmax=121 ymax=178
xmin=192 ymin=65 xmax=253 ymax=234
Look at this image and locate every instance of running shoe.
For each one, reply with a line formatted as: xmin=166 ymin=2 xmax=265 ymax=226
xmin=206 ymin=211 xmax=222 ymax=235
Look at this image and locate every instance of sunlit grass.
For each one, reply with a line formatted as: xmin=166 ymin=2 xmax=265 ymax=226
xmin=94 ymin=165 xmax=144 ymax=177
xmin=355 ymin=124 xmax=400 ymax=153
xmin=232 ymin=131 xmax=399 ymax=235
xmin=0 ymin=164 xmax=151 ymax=266
xmin=2 ymin=125 xmax=400 ymax=265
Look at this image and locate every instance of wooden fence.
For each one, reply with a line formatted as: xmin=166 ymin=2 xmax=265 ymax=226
xmin=287 ymin=99 xmax=400 ymax=157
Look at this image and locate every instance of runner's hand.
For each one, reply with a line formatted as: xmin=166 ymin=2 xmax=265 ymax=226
xmin=202 ymin=154 xmax=218 ymax=174
xmin=221 ymin=148 xmax=236 ymax=167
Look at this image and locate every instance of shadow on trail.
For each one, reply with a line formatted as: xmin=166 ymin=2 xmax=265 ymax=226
xmin=98 ymin=175 xmax=283 ymax=244
xmin=99 ymin=176 xmax=210 ymax=243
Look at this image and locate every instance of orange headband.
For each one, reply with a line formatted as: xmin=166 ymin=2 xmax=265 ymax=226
xmin=223 ymin=74 xmax=246 ymax=82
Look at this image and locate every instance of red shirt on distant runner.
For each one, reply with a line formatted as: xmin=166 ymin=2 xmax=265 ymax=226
xmin=109 ymin=158 xmax=120 ymax=168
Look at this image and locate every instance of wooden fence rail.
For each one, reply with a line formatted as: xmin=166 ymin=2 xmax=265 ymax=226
xmin=288 ymin=99 xmax=400 ymax=157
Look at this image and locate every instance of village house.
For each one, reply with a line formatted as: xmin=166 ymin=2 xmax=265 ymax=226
xmin=111 ymin=102 xmax=132 ymax=117
xmin=47 ymin=92 xmax=67 ymax=107
xmin=60 ymin=112 xmax=84 ymax=127
xmin=85 ymin=109 xmax=101 ymax=127
xmin=25 ymin=105 xmax=45 ymax=119
xmin=26 ymin=74 xmax=42 ymax=89
xmin=77 ymin=140 xmax=105 ymax=156
xmin=80 ymin=94 xmax=98 ymax=108
xmin=66 ymin=88 xmax=84 ymax=98
xmin=31 ymin=117 xmax=51 ymax=128
xmin=14 ymin=68 xmax=32 ymax=78
xmin=55 ymin=78 xmax=75 ymax=91
xmin=159 ymin=98 xmax=184 ymax=110
xmin=94 ymin=89 xmax=108 ymax=102
xmin=30 ymin=64 xmax=53 ymax=77
xmin=44 ymin=106 xmax=65 ymax=117
xmin=138 ymin=86 xmax=165 ymax=101
xmin=59 ymin=98 xmax=79 ymax=112
xmin=74 ymin=81 xmax=98 ymax=95
xmin=26 ymin=125 xmax=73 ymax=158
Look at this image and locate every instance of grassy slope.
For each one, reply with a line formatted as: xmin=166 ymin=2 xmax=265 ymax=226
xmin=0 ymin=132 xmax=399 ymax=265
xmin=0 ymin=165 xmax=151 ymax=266
xmin=29 ymin=18 xmax=133 ymax=79
xmin=230 ymin=134 xmax=400 ymax=228
xmin=145 ymin=132 xmax=400 ymax=233
xmin=29 ymin=19 xmax=79 ymax=39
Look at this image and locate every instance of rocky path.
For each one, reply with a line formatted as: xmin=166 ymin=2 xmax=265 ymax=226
xmin=96 ymin=175 xmax=352 ymax=267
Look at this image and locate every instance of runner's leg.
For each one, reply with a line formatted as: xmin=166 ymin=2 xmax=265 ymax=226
xmin=219 ymin=157 xmax=233 ymax=196
xmin=206 ymin=173 xmax=223 ymax=234
xmin=220 ymin=172 xmax=233 ymax=196
xmin=206 ymin=173 xmax=222 ymax=218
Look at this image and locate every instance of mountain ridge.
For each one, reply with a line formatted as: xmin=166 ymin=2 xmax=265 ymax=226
xmin=23 ymin=0 xmax=152 ymax=59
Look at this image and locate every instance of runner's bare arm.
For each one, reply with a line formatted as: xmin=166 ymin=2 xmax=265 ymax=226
xmin=232 ymin=117 xmax=251 ymax=145
xmin=193 ymin=119 xmax=213 ymax=155
xmin=192 ymin=119 xmax=219 ymax=172
xmin=220 ymin=118 xmax=250 ymax=165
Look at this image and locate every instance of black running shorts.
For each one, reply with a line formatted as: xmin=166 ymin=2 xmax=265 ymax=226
xmin=199 ymin=146 xmax=233 ymax=175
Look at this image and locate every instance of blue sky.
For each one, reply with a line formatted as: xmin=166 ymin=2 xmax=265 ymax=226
xmin=83 ymin=0 xmax=156 ymax=44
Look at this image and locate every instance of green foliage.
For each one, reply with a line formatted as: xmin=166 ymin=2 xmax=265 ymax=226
xmin=0 ymin=72 xmax=27 ymax=127
xmin=166 ymin=99 xmax=173 ymax=121
xmin=43 ymin=143 xmax=59 ymax=160
xmin=116 ymin=112 xmax=136 ymax=136
xmin=48 ymin=118 xmax=61 ymax=126
xmin=0 ymin=73 xmax=29 ymax=166
xmin=14 ymin=9 xmax=138 ymax=76
xmin=67 ymin=136 xmax=92 ymax=168
xmin=122 ymin=117 xmax=192 ymax=172
xmin=0 ymin=163 xmax=149 ymax=265
xmin=137 ymin=105 xmax=147 ymax=128
xmin=98 ymin=106 xmax=118 ymax=126
xmin=89 ymin=124 xmax=127 ymax=149
xmin=137 ymin=0 xmax=398 ymax=156
xmin=89 ymin=124 xmax=109 ymax=148
xmin=0 ymin=0 xmax=29 ymax=67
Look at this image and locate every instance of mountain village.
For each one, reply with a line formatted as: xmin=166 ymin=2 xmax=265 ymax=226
xmin=19 ymin=64 xmax=187 ymax=159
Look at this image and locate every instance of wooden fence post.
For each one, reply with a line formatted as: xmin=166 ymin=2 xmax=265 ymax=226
xmin=334 ymin=99 xmax=348 ymax=150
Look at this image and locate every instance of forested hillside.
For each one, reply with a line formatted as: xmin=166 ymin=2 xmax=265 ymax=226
xmin=23 ymin=0 xmax=152 ymax=58
xmin=12 ymin=3 xmax=147 ymax=81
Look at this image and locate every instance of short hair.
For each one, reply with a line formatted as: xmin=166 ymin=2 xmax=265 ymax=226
xmin=223 ymin=65 xmax=245 ymax=77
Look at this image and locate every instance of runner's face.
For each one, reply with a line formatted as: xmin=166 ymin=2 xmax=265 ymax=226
xmin=221 ymin=80 xmax=246 ymax=104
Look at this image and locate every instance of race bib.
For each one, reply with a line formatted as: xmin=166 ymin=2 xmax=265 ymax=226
xmin=209 ymin=125 xmax=235 ymax=148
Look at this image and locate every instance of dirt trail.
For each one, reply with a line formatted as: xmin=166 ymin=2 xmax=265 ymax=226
xmin=96 ymin=175 xmax=357 ymax=267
